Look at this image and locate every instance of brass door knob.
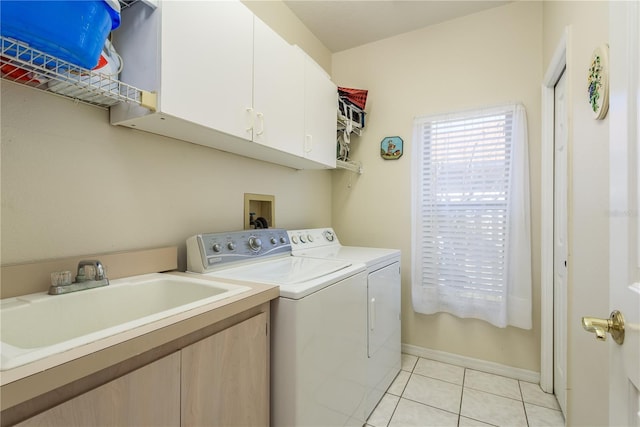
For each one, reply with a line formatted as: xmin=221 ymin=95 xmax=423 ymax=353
xmin=581 ymin=310 xmax=625 ymax=345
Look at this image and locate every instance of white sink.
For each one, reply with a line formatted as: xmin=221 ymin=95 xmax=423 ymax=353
xmin=0 ymin=273 xmax=250 ymax=371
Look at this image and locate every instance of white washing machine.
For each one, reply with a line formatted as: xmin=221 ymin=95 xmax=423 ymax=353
xmin=287 ymin=228 xmax=401 ymax=420
xmin=186 ymin=229 xmax=369 ymax=427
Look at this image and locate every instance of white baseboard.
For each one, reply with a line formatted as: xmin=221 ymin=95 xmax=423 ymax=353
xmin=402 ymin=343 xmax=540 ymax=384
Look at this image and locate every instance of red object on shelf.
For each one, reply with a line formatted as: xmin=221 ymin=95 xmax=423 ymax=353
xmin=338 ymin=87 xmax=368 ymax=110
xmin=1 ymin=60 xmax=30 ymax=82
xmin=1 ymin=57 xmax=47 ymax=85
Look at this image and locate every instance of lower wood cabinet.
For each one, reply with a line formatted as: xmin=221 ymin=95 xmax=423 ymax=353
xmin=181 ymin=311 xmax=268 ymax=426
xmin=16 ymin=352 xmax=181 ymax=426
xmin=16 ymin=311 xmax=269 ymax=426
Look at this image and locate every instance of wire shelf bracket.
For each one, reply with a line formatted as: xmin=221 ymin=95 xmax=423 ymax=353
xmin=336 ymin=159 xmax=363 ymax=174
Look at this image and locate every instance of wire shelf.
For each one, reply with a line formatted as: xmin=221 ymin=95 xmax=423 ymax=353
xmin=336 ymin=109 xmax=364 ymax=173
xmin=337 ymin=115 xmax=363 ymax=137
xmin=336 ymin=159 xmax=363 ymax=174
xmin=0 ymin=36 xmax=156 ymax=110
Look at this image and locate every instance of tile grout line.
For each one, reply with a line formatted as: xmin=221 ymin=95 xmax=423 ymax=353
xmin=387 ymin=363 xmax=417 ymax=427
xmin=399 ymin=394 xmax=463 ymax=418
xmin=458 ymin=369 xmax=500 ymax=427
xmin=386 ymin=372 xmax=408 ymax=427
xmin=410 ymin=369 xmax=467 ymax=387
xmin=385 ymin=392 xmax=401 ymax=427
xmin=393 ymin=358 xmax=419 ymax=424
xmin=457 ymin=368 xmax=467 ymax=427
xmin=385 ymin=358 xmax=418 ymax=427
xmin=518 ymin=380 xmax=530 ymax=427
xmin=398 ymin=371 xmax=411 ymax=396
xmin=462 ymin=385 xmax=528 ymax=403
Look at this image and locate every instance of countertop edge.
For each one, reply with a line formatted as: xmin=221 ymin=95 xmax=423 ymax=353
xmin=0 ymin=275 xmax=279 ymax=412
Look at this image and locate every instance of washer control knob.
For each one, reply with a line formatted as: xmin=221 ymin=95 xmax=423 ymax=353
xmin=270 ymin=237 xmax=277 ymax=245
xmin=280 ymin=236 xmax=287 ymax=244
xmin=291 ymin=235 xmax=299 ymax=244
xmin=248 ymin=236 xmax=262 ymax=251
xmin=227 ymin=242 xmax=236 ymax=251
xmin=300 ymin=235 xmax=307 ymax=243
xmin=307 ymin=234 xmax=314 ymax=242
xmin=324 ymin=230 xmax=335 ymax=241
xmin=212 ymin=243 xmax=222 ymax=252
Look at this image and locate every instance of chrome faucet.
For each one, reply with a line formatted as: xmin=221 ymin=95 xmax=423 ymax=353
xmin=48 ymin=259 xmax=110 ymax=295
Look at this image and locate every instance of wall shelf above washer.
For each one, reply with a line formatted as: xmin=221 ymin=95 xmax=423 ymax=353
xmin=336 ymin=159 xmax=363 ymax=174
xmin=0 ymin=36 xmax=156 ymax=111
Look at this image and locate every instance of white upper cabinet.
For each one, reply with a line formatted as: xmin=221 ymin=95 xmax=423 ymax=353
xmin=110 ymin=0 xmax=335 ymax=170
xmin=253 ymin=18 xmax=305 ymax=157
xmin=160 ymin=1 xmax=253 ymax=141
xmin=302 ymin=51 xmax=337 ymax=168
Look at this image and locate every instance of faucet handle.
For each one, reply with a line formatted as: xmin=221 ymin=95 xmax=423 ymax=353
xmin=76 ymin=260 xmax=107 ymax=282
xmin=51 ymin=271 xmax=72 ymax=287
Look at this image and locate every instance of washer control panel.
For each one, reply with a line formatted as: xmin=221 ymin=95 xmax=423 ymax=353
xmin=287 ymin=228 xmax=340 ymax=250
xmin=187 ymin=229 xmax=291 ymax=273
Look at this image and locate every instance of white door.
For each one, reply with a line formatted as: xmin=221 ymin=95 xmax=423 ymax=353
xmin=365 ymin=262 xmax=402 ymax=418
xmin=160 ymin=0 xmax=254 ymax=141
xmin=553 ymin=69 xmax=568 ymax=416
xmin=607 ymin=2 xmax=640 ymax=425
xmin=253 ymin=17 xmax=305 ymax=156
xmin=303 ymin=52 xmax=337 ymax=168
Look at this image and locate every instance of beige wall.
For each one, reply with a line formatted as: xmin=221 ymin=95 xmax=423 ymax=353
xmin=543 ymin=2 xmax=610 ymax=425
xmin=331 ymin=1 xmax=543 ymax=372
xmin=242 ymin=0 xmax=332 ymax=73
xmin=0 ymin=2 xmax=333 ymax=276
xmin=0 ymin=84 xmax=331 ymax=267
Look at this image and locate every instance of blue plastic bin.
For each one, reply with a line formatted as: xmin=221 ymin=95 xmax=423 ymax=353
xmin=1 ymin=0 xmax=121 ymax=69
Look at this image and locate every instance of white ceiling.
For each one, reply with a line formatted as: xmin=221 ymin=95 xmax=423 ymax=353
xmin=283 ymin=0 xmax=510 ymax=52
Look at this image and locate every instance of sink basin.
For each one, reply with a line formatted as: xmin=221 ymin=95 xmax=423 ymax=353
xmin=0 ymin=273 xmax=250 ymax=371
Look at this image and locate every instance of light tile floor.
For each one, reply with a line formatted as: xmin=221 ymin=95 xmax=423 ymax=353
xmin=367 ymin=354 xmax=565 ymax=427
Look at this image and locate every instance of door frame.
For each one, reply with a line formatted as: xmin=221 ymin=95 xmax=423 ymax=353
xmin=540 ymin=27 xmax=569 ymax=394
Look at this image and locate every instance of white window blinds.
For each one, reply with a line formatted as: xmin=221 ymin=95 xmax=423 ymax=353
xmin=411 ymin=104 xmax=532 ymax=329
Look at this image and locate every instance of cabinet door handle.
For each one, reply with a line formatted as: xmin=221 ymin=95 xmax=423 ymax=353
xmin=304 ymin=135 xmax=312 ymax=153
xmin=256 ymin=112 xmax=264 ymax=136
xmin=245 ymin=107 xmax=254 ymax=133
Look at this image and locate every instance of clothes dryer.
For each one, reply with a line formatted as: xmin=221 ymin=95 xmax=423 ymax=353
xmin=287 ymin=228 xmax=401 ymax=420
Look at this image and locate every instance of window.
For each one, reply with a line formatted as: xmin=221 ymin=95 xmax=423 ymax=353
xmin=411 ymin=104 xmax=532 ymax=329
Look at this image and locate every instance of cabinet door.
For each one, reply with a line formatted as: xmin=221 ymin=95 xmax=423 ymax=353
xmin=304 ymin=54 xmax=337 ymax=168
xmin=160 ymin=0 xmax=254 ymax=141
xmin=17 ymin=352 xmax=181 ymax=427
xmin=253 ymin=17 xmax=305 ymax=156
xmin=181 ymin=312 xmax=269 ymax=426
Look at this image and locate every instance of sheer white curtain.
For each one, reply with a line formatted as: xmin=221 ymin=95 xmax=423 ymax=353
xmin=411 ymin=104 xmax=532 ymax=329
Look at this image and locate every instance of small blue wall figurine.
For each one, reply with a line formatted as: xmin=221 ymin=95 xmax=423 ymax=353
xmin=380 ymin=136 xmax=403 ymax=160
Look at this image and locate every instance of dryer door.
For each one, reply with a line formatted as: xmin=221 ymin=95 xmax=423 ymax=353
xmin=368 ymin=262 xmax=401 ymax=357
xmin=366 ymin=261 xmax=401 ymax=417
